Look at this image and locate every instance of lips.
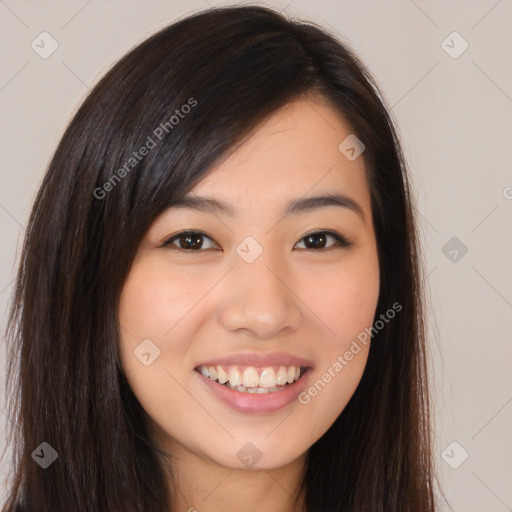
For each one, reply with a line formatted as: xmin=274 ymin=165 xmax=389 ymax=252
xmin=193 ymin=352 xmax=314 ymax=414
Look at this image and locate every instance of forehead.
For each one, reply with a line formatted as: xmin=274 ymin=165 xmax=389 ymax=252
xmin=177 ymin=97 xmax=373 ymax=227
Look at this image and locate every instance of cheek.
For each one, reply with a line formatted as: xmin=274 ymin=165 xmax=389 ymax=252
xmin=294 ymin=251 xmax=379 ymax=426
xmin=303 ymin=251 xmax=380 ymax=345
xmin=117 ymin=262 xmax=196 ymax=398
xmin=118 ymin=260 xmax=207 ymax=340
xmin=118 ymin=263 xmax=204 ymax=435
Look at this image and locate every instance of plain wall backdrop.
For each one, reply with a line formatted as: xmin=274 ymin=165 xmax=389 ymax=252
xmin=0 ymin=1 xmax=511 ymax=510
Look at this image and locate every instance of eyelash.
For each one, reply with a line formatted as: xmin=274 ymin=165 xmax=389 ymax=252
xmin=161 ymin=230 xmax=352 ymax=252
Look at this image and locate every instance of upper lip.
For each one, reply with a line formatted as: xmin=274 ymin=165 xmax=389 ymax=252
xmin=195 ymin=351 xmax=313 ymax=369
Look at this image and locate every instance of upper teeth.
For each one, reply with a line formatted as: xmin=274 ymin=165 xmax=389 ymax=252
xmin=197 ymin=364 xmax=302 ymax=388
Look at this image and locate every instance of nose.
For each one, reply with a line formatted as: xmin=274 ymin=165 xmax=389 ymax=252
xmin=216 ymin=248 xmax=303 ymax=339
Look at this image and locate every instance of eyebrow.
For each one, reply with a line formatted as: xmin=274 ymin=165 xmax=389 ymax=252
xmin=169 ymin=192 xmax=365 ymax=222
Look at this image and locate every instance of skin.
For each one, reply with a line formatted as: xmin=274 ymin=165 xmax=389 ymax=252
xmin=118 ymin=94 xmax=380 ymax=512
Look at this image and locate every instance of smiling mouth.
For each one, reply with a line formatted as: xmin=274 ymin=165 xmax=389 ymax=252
xmin=195 ymin=364 xmax=309 ymax=394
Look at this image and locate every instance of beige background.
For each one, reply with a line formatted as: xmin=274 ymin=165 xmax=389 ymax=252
xmin=1 ymin=1 xmax=511 ymax=510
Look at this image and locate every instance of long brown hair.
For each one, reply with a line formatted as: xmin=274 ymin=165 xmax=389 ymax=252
xmin=2 ymin=5 xmax=440 ymax=511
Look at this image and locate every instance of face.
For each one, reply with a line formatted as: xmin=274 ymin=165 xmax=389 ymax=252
xmin=118 ymin=96 xmax=380 ymax=473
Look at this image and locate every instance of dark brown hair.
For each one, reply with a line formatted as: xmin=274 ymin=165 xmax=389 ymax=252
xmin=2 ymin=5 xmax=441 ymax=511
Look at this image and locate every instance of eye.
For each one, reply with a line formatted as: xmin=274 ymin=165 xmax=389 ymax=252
xmin=295 ymin=231 xmax=352 ymax=250
xmin=162 ymin=231 xmax=218 ymax=251
xmin=162 ymin=230 xmax=351 ymax=252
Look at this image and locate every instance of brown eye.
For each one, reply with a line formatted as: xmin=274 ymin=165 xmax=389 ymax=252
xmin=163 ymin=231 xmax=218 ymax=251
xmin=295 ymin=231 xmax=351 ymax=250
xmin=162 ymin=230 xmax=351 ymax=252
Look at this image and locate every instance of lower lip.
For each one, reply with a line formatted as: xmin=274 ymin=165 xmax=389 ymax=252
xmin=195 ymin=368 xmax=312 ymax=414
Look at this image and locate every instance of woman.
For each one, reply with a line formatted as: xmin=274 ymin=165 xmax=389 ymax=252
xmin=2 ymin=5 xmax=441 ymax=511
